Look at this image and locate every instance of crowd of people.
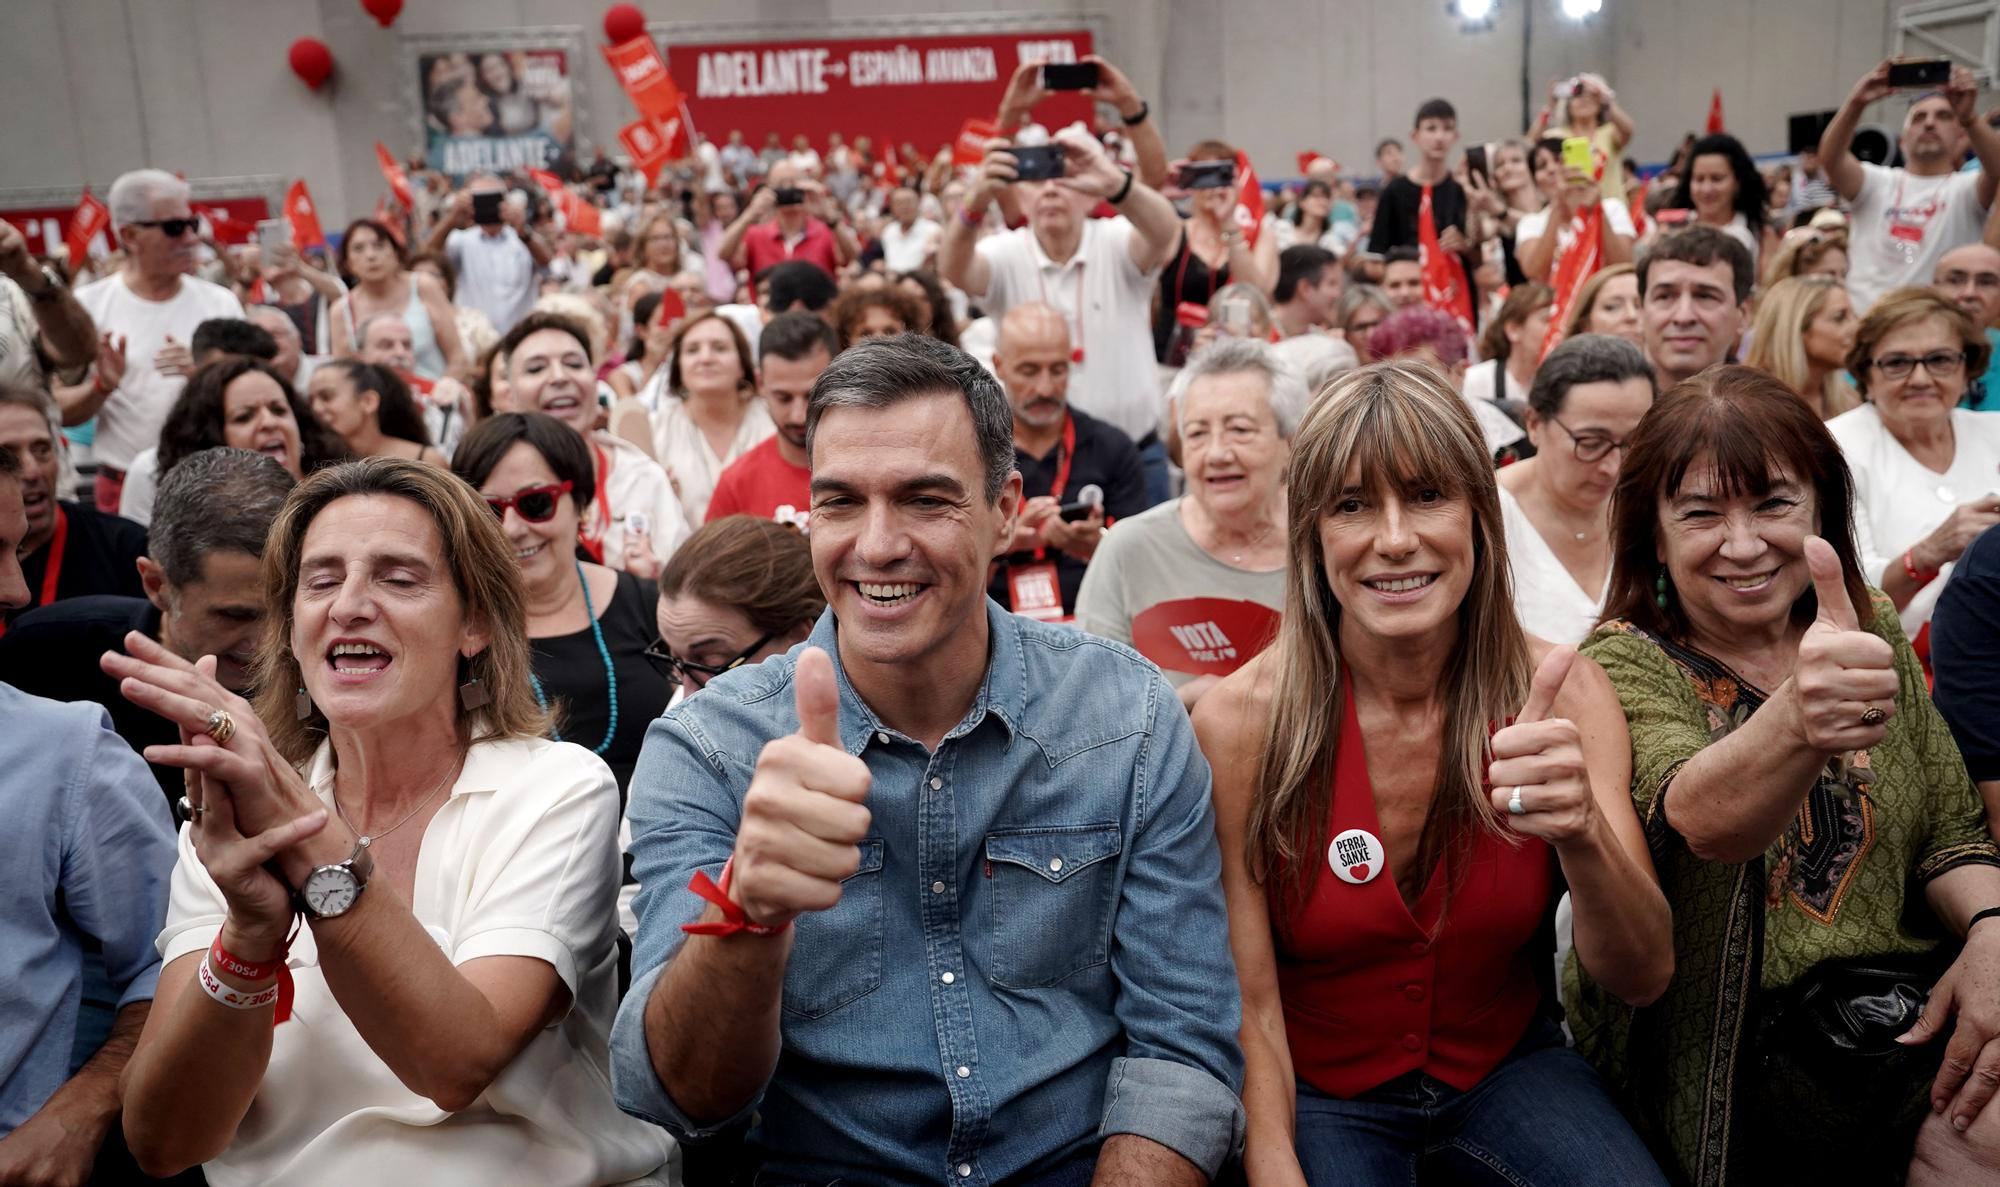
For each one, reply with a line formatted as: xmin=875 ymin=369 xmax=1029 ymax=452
xmin=6 ymin=43 xmax=2000 ymax=1187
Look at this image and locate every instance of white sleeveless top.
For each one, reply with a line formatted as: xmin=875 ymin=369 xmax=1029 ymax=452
xmin=1499 ymin=486 xmax=1608 ymax=645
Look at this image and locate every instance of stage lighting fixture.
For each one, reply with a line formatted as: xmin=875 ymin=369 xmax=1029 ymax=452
xmin=1562 ymin=0 xmax=1603 ymax=17
xmin=1455 ymin=0 xmax=1497 ymax=27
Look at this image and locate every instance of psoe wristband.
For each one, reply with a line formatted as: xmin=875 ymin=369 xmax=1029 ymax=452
xmin=197 ymin=954 xmax=282 ymax=1011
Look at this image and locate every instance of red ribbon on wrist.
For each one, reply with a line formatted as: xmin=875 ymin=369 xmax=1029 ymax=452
xmin=681 ymin=857 xmax=790 ymax=938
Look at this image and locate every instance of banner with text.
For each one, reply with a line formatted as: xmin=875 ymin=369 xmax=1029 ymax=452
xmin=668 ymin=30 xmax=1094 ymax=156
xmin=420 ymin=47 xmax=577 ymax=181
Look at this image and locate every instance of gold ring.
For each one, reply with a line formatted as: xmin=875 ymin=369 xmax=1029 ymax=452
xmin=205 ymin=708 xmax=237 ymax=745
xmin=1859 ymin=706 xmax=1887 ymax=727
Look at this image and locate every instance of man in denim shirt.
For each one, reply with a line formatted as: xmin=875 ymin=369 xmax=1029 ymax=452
xmin=612 ymin=335 xmax=1245 ymax=1185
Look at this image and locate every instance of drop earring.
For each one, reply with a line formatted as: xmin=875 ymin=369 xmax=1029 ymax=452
xmin=294 ymin=685 xmax=313 ymax=721
xmin=1654 ymin=569 xmax=1671 ymax=610
xmin=459 ymin=666 xmax=489 ymax=711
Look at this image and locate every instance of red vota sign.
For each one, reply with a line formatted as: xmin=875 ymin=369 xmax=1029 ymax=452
xmin=667 ymin=30 xmax=1096 ymax=157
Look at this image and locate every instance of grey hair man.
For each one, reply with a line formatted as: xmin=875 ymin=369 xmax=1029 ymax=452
xmin=66 ymin=170 xmax=245 ymax=509
xmin=615 ymin=334 xmax=1246 ymax=1185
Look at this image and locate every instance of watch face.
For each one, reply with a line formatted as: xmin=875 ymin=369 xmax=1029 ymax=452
xmin=303 ymin=866 xmax=360 ymax=917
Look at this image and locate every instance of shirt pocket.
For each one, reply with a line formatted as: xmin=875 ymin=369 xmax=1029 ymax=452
xmin=985 ymin=823 xmax=1123 ymax=990
xmin=781 ymin=838 xmax=885 ymax=1019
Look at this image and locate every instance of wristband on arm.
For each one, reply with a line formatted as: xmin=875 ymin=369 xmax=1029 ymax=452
xmin=1902 ymin=548 xmax=1940 ymax=587
xmin=682 ymin=857 xmax=791 ymax=939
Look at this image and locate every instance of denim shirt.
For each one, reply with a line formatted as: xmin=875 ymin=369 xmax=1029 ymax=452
xmin=611 ymin=600 xmax=1245 ymax=1185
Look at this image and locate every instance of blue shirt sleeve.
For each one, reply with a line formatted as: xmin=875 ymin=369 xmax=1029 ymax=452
xmin=1097 ymin=671 xmax=1246 ymax=1175
xmin=1935 ymin=525 xmax=2000 ymax=781
xmin=60 ymin=708 xmax=177 ymax=1009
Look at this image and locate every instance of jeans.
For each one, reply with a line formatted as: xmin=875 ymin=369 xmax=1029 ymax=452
xmin=1135 ymin=436 xmax=1171 ymax=509
xmin=1294 ymin=1018 xmax=1666 ymax=1187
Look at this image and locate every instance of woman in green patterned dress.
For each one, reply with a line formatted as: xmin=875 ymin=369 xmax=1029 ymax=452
xmin=1567 ymin=365 xmax=2000 ymax=1186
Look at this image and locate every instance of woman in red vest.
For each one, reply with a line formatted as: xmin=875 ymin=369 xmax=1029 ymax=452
xmin=1193 ymin=360 xmax=1672 ymax=1186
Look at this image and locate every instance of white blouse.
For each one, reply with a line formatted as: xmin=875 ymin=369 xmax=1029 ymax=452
xmin=594 ymin=431 xmax=691 ymax=569
xmin=156 ymin=737 xmax=675 ymax=1186
xmin=1828 ymin=404 xmax=2000 ymax=636
xmin=1499 ymin=486 xmax=1608 ymax=645
xmin=637 ymin=386 xmax=775 ymax=525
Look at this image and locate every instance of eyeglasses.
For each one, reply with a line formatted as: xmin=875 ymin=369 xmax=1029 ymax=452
xmin=644 ymin=629 xmax=781 ymax=686
xmin=131 ymin=218 xmax=200 ymax=237
xmin=484 ymin=480 xmax=572 ymax=523
xmin=1548 ymin=415 xmax=1630 ymax=463
xmin=1870 ymin=350 xmax=1964 ymax=380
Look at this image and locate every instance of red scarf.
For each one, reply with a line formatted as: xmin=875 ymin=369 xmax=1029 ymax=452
xmin=1418 ymin=185 xmax=1474 ymax=331
xmin=1540 ymin=168 xmax=1609 ymax=361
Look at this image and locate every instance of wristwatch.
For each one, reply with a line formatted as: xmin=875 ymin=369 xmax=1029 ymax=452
xmin=298 ymin=837 xmax=375 ymax=919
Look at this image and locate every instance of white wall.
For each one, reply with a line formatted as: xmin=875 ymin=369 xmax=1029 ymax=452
xmin=0 ymin=0 xmax=1936 ymax=226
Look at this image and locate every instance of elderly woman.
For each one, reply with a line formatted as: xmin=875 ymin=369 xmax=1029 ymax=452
xmin=1744 ymin=275 xmax=1860 ymax=419
xmin=1829 ymin=288 xmax=2000 ymax=654
xmin=1569 ymin=366 xmax=2000 ymax=1185
xmin=1495 ymin=334 xmax=1656 ymax=643
xmin=159 ymin=358 xmax=349 ymax=481
xmin=1196 ymin=360 xmax=1670 ymax=1187
xmin=452 ymin=414 xmax=674 ymax=793
xmin=500 ymin=311 xmax=690 ymax=577
xmin=1077 ymin=339 xmax=1298 ymax=710
xmin=328 ymin=219 xmax=463 ymax=380
xmin=635 ymin=312 xmax=773 ymax=526
xmin=653 ymin=516 xmax=824 ymax=694
xmin=306 ymin=360 xmax=446 ymax=466
xmin=1558 ymin=262 xmax=1642 ymax=347
xmin=105 ymin=458 xmax=674 ymax=1184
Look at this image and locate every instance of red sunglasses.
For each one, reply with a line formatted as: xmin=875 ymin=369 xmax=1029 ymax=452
xmin=484 ymin=480 xmax=573 ymax=523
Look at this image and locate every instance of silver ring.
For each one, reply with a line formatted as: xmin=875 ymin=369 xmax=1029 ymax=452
xmin=204 ymin=708 xmax=237 ymax=745
xmin=1507 ymin=786 xmax=1526 ymax=816
xmin=1859 ymin=706 xmax=1887 ymax=727
xmin=177 ymin=795 xmax=205 ymax=822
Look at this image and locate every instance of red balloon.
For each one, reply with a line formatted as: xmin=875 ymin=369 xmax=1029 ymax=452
xmin=603 ymin=4 xmax=647 ymax=45
xmin=360 ymin=0 xmax=402 ymax=27
xmin=288 ymin=37 xmax=334 ymax=90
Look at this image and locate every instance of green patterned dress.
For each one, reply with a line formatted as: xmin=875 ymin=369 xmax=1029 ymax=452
xmin=1567 ymin=594 xmax=2000 ymax=1186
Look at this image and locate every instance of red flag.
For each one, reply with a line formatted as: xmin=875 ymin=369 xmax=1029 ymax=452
xmin=374 ymin=141 xmax=413 ymax=209
xmin=193 ymin=204 xmax=256 ymax=246
xmin=1232 ymin=152 xmax=1265 ymax=247
xmin=1295 ymin=151 xmax=1321 ymax=176
xmin=369 ymin=196 xmax=405 ymax=245
xmin=1416 ymin=184 xmax=1473 ymax=330
xmin=284 ymin=180 xmax=326 ymax=250
xmin=603 ymin=35 xmax=682 ymax=125
xmin=1705 ymin=89 xmax=1725 ymax=134
xmin=65 ymin=190 xmax=110 ymax=269
xmin=1539 ymin=207 xmax=1604 ymax=362
xmin=619 ymin=118 xmax=673 ymax=184
xmin=1627 ymin=177 xmax=1650 ymax=241
xmin=954 ymin=118 xmax=998 ymax=167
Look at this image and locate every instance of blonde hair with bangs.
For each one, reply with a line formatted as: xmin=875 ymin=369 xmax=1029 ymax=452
xmin=1247 ymin=360 xmax=1532 ymax=912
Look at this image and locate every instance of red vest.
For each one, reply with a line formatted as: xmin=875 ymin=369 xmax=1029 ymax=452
xmin=1271 ymin=690 xmax=1552 ymax=1098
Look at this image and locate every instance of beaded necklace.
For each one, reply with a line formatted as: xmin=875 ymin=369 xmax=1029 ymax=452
xmin=530 ymin=560 xmax=620 ymax=755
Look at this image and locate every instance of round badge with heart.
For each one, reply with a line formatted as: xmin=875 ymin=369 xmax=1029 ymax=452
xmin=1328 ymin=828 xmax=1385 ymax=886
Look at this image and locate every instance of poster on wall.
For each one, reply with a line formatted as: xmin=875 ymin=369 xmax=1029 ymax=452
xmin=666 ymin=29 xmax=1095 ymax=158
xmin=419 ymin=45 xmax=578 ymax=180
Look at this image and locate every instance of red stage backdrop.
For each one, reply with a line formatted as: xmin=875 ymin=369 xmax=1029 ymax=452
xmin=669 ymin=29 xmax=1095 ymax=155
xmin=3 ymin=196 xmax=273 ymax=261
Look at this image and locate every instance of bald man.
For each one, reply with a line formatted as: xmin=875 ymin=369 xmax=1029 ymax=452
xmin=988 ymin=302 xmax=1149 ymax=616
xmin=1936 ymin=243 xmax=2000 ymax=410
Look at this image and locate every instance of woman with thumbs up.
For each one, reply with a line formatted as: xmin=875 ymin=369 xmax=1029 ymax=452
xmin=1570 ymin=365 xmax=2000 ymax=1186
xmin=1193 ymin=360 xmax=1671 ymax=1187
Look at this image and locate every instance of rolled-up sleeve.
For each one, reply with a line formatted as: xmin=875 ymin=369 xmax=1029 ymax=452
xmin=1098 ymin=673 xmax=1245 ymax=1175
xmin=63 ymin=710 xmax=177 ymax=1008
xmin=610 ymin=709 xmax=766 ymax=1139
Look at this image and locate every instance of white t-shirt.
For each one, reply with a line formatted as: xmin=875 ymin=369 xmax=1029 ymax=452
xmin=1498 ymin=486 xmax=1608 ymax=645
xmin=879 ymin=217 xmax=942 ymax=274
xmin=155 ymin=737 xmax=675 ymax=1186
xmin=1828 ymin=404 xmax=2000 ymax=635
xmin=593 ymin=431 xmax=690 ymax=569
xmin=1514 ymin=199 xmax=1636 ymax=262
xmin=444 ymin=227 xmax=537 ymax=335
xmin=1846 ymin=163 xmax=1989 ymax=312
xmin=73 ymin=273 xmax=243 ymax=470
xmin=974 ymin=219 xmax=1165 ymax=444
xmin=116 ymin=448 xmax=159 ymax=526
xmin=636 ymin=388 xmax=775 ymax=524
xmin=0 ymin=277 xmax=45 ymax=387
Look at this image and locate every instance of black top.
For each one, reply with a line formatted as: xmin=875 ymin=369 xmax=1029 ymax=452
xmin=5 ymin=502 xmax=147 ymax=629
xmin=530 ymin=569 xmax=672 ymax=797
xmin=987 ymin=407 xmax=1150 ymax=614
xmin=0 ymin=595 xmax=179 ymax=811
xmin=1152 ymin=228 xmax=1230 ymax=362
xmin=1934 ymin=524 xmax=2000 ymax=781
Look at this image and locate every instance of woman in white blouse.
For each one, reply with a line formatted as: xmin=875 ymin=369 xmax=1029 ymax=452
xmin=1496 ymin=334 xmax=1657 ymax=644
xmin=1829 ymin=287 xmax=2000 ymax=655
xmin=1516 ymin=140 xmax=1635 ymax=285
xmin=639 ymin=312 xmax=774 ymax=524
xmin=109 ymin=458 xmax=674 ymax=1186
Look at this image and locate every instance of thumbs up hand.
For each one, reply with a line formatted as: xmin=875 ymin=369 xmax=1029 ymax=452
xmin=1487 ymin=646 xmax=1598 ymax=844
xmin=730 ymin=647 xmax=874 ymax=929
xmin=1792 ymin=535 xmax=1897 ymax=753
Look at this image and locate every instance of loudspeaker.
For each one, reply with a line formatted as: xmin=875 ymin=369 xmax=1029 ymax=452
xmin=1788 ymin=109 xmax=1836 ymax=155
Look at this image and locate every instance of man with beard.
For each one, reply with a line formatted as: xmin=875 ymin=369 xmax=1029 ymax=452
xmin=0 ymin=446 xmax=292 ymax=808
xmin=987 ymin=303 xmax=1146 ymax=616
xmin=1823 ymin=60 xmax=2000 ymax=310
xmin=706 ymin=312 xmax=836 ymax=528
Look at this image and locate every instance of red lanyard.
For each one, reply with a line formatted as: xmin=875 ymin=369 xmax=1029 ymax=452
xmin=578 ymin=443 xmax=612 ymax=564
xmin=1035 ymin=260 xmax=1088 ymax=364
xmin=0 ymin=506 xmax=65 ymax=640
xmin=1031 ymin=414 xmax=1077 ymax=563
